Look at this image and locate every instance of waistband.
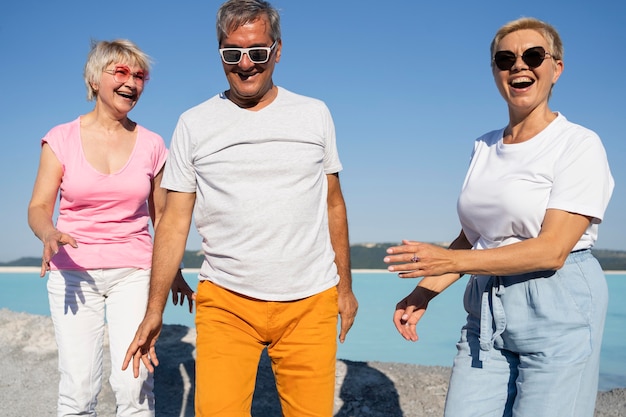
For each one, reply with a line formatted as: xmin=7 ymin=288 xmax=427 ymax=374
xmin=476 ymin=248 xmax=594 ymax=361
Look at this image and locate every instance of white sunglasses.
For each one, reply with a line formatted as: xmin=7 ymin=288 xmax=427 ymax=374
xmin=219 ymin=41 xmax=277 ymax=64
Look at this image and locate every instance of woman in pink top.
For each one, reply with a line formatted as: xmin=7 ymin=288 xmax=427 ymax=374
xmin=27 ymin=39 xmax=194 ymax=417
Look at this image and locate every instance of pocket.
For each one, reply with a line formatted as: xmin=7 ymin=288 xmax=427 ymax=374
xmin=502 ymin=273 xmax=593 ymax=359
xmin=525 ymin=273 xmax=590 ymax=328
xmin=195 ymin=280 xmax=213 ymax=308
xmin=551 ymin=263 xmax=607 ymax=326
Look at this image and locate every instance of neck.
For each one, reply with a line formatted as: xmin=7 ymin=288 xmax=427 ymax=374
xmin=227 ymin=85 xmax=278 ymax=111
xmin=504 ymin=107 xmax=557 ymax=144
xmin=85 ymin=106 xmax=135 ymax=133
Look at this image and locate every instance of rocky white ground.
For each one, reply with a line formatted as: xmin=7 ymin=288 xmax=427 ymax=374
xmin=1 ymin=310 xmax=623 ymax=416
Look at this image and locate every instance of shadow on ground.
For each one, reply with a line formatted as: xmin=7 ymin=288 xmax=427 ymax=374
xmin=155 ymin=325 xmax=403 ymax=417
xmin=251 ymin=353 xmax=404 ymax=416
xmin=154 ymin=325 xmax=196 ymax=417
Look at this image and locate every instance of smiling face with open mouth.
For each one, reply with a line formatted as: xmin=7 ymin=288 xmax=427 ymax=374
xmin=97 ymin=62 xmax=146 ymax=115
xmin=220 ymin=14 xmax=281 ymax=110
xmin=492 ymin=29 xmax=563 ymax=120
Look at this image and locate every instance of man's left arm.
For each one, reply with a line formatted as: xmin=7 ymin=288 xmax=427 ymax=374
xmin=327 ymin=173 xmax=358 ymax=343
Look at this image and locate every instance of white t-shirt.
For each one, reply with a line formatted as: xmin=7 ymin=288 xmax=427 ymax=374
xmin=457 ymin=113 xmax=614 ymax=251
xmin=162 ymin=87 xmax=342 ymax=300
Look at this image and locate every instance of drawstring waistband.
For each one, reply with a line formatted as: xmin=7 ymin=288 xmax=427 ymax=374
xmin=478 ymin=276 xmax=506 ymax=362
xmin=475 ymin=248 xmax=593 ymax=362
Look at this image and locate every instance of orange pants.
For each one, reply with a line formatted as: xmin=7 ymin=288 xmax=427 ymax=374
xmin=194 ymin=280 xmax=338 ymax=417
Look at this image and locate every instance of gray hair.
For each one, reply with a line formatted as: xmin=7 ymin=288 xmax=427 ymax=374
xmin=216 ymin=0 xmax=281 ymax=45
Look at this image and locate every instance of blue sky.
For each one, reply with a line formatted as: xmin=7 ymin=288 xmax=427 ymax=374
xmin=1 ymin=0 xmax=624 ymax=262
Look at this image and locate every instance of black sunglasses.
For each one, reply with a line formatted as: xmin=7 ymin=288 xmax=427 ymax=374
xmin=493 ymin=46 xmax=553 ymax=71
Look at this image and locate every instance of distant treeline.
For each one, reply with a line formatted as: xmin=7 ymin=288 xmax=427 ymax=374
xmin=349 ymin=243 xmax=626 ymax=271
xmin=5 ymin=244 xmax=626 ymax=271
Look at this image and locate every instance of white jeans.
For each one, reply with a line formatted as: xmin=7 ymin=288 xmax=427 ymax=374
xmin=48 ymin=268 xmax=154 ymax=417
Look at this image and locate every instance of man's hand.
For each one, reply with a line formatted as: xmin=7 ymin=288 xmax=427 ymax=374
xmin=122 ymin=312 xmax=163 ymax=377
xmin=337 ymin=288 xmax=358 ymax=343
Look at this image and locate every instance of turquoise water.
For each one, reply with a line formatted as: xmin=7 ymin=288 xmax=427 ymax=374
xmin=2 ymin=271 xmax=624 ymax=391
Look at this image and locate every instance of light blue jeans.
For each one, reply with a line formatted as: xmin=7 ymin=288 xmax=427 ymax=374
xmin=444 ymin=250 xmax=607 ymax=417
xmin=48 ymin=268 xmax=155 ymax=417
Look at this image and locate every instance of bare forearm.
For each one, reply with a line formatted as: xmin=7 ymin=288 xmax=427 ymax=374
xmin=28 ymin=144 xmax=63 ymax=243
xmin=416 ymin=273 xmax=463 ymax=295
xmin=415 ymin=233 xmax=469 ymax=294
xmin=326 ymin=173 xmax=358 ymax=342
xmin=148 ymin=169 xmax=166 ymax=231
xmin=329 ymin=203 xmax=352 ymax=292
xmin=326 ymin=174 xmax=353 ymax=292
xmin=147 ymin=225 xmax=188 ymax=315
xmin=27 ymin=205 xmax=57 ymax=242
xmin=453 ymin=238 xmax=568 ymax=277
xmin=147 ymin=192 xmax=194 ymax=315
xmin=452 ymin=212 xmax=590 ymax=276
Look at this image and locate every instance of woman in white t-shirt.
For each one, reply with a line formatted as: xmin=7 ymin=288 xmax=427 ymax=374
xmin=384 ymin=17 xmax=613 ymax=417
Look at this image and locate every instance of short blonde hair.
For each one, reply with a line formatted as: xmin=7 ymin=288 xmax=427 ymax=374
xmin=490 ymin=17 xmax=563 ymax=65
xmin=83 ymin=39 xmax=152 ymax=101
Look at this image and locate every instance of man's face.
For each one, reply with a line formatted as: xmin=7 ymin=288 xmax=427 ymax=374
xmin=220 ymin=14 xmax=281 ymax=109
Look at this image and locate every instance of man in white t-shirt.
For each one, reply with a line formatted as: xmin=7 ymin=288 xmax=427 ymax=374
xmin=123 ymin=1 xmax=358 ymax=415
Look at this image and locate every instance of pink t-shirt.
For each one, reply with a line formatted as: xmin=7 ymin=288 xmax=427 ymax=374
xmin=44 ymin=117 xmax=167 ymax=270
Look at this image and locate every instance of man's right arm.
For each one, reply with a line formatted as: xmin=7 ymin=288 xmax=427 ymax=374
xmin=123 ymin=190 xmax=196 ymax=377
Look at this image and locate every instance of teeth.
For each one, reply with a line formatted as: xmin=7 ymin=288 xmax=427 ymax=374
xmin=511 ymin=77 xmax=532 ymax=85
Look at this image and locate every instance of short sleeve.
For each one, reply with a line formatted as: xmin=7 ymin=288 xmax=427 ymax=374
xmin=548 ymin=132 xmax=614 ymax=223
xmin=151 ymin=133 xmax=168 ymax=176
xmin=162 ymin=117 xmax=198 ymax=192
xmin=321 ymin=104 xmax=342 ymax=175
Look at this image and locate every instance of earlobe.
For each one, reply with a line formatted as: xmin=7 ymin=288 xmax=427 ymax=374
xmin=552 ymin=60 xmax=564 ymax=83
xmin=274 ymin=40 xmax=282 ymax=63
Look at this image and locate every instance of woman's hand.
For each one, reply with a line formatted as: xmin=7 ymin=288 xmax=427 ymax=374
xmin=170 ymin=271 xmax=195 ymax=313
xmin=384 ymin=240 xmax=459 ymax=278
xmin=40 ymin=229 xmax=77 ymax=277
xmin=393 ymin=285 xmax=439 ymax=341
